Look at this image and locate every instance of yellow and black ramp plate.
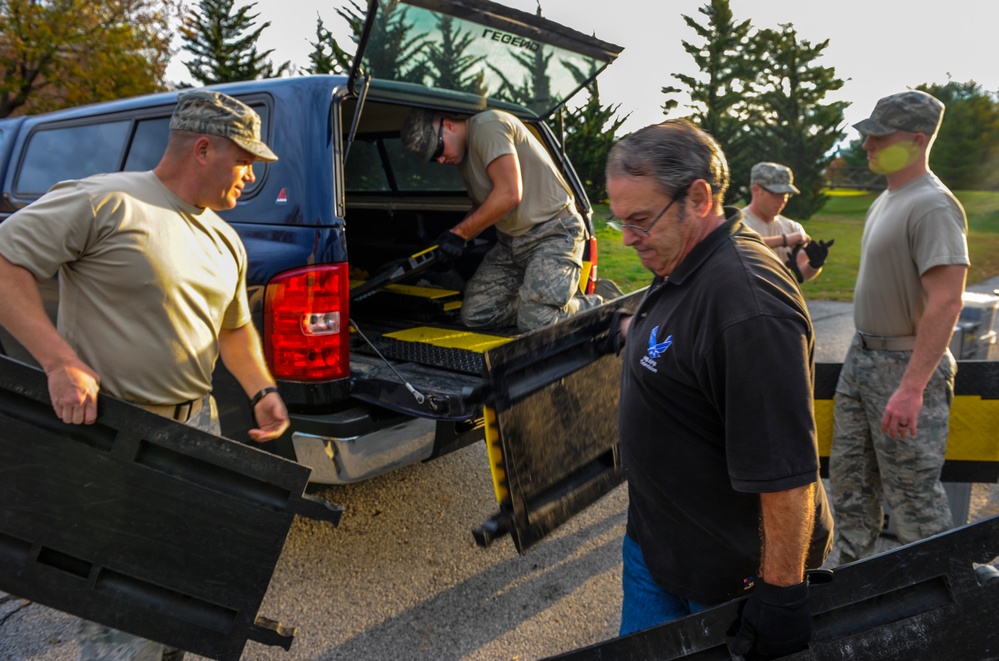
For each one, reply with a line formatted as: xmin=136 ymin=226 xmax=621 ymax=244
xmin=358 ymin=326 xmax=511 ymax=375
xmin=473 ymin=290 xmax=644 ymax=554
xmin=815 ymin=360 xmax=999 ymax=482
xmin=547 ymin=513 xmax=999 ymax=660
xmin=0 ymin=355 xmax=342 ymax=661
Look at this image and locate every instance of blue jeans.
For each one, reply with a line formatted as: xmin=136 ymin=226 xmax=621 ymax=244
xmin=620 ymin=534 xmax=711 ymax=636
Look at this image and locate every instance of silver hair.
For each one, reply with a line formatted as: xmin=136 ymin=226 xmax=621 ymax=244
xmin=605 ymin=119 xmax=730 ymax=205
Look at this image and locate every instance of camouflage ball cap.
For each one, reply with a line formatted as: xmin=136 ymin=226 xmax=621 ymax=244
xmin=401 ymin=109 xmax=440 ymax=162
xmin=853 ymin=90 xmax=945 ymax=137
xmin=751 ymin=162 xmax=799 ymax=194
xmin=171 ymin=89 xmax=278 ymax=162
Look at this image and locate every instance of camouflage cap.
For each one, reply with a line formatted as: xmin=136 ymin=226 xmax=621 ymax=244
xmin=401 ymin=109 xmax=440 ymax=162
xmin=170 ymin=89 xmax=278 ymax=162
xmin=853 ymin=90 xmax=945 ymax=137
xmin=751 ymin=162 xmax=799 ymax=194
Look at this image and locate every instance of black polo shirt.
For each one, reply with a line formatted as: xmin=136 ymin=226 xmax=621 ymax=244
xmin=620 ymin=209 xmax=832 ymax=603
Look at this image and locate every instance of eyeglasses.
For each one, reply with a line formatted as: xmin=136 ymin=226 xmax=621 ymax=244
xmin=617 ymin=195 xmax=681 ymax=235
xmin=429 ymin=118 xmax=445 ymax=162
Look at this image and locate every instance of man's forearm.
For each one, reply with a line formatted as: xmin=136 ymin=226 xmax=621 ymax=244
xmin=759 ymin=483 xmax=815 ymax=586
xmin=218 ymin=324 xmax=277 ymax=397
xmin=899 ymin=265 xmax=966 ymax=394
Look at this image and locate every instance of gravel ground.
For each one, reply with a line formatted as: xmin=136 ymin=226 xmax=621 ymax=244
xmin=2 ymin=278 xmax=997 ymax=661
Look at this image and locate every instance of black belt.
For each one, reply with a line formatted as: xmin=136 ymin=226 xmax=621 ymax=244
xmin=135 ymin=395 xmax=207 ymax=422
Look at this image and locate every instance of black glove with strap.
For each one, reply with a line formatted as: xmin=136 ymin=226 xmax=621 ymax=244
xmin=785 ymin=244 xmax=805 ymax=284
xmin=804 ymin=238 xmax=834 ymax=269
xmin=728 ymin=578 xmax=811 ymax=660
xmin=593 ymin=309 xmax=629 ymax=356
xmin=435 ymin=230 xmax=468 ymax=262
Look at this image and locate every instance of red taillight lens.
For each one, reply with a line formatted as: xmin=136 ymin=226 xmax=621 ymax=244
xmin=264 ymin=265 xmax=350 ymax=381
xmin=585 ymin=236 xmax=598 ymax=295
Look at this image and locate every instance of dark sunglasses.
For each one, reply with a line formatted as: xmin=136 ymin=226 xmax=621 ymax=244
xmin=429 ymin=118 xmax=445 ymax=162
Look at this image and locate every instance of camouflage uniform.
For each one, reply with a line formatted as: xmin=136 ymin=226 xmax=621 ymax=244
xmin=77 ymin=399 xmax=219 ymax=661
xmin=830 ymin=336 xmax=956 ymax=563
xmin=460 ymin=214 xmax=604 ymax=331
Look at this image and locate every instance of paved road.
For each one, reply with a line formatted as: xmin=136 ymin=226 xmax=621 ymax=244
xmin=2 ymin=279 xmax=998 ymax=661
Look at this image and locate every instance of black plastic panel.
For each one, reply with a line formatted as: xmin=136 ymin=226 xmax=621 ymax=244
xmin=548 ymin=514 xmax=999 ymax=660
xmin=0 ymin=355 xmax=342 ymax=661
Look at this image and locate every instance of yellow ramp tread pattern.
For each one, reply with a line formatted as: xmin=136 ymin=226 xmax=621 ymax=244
xmin=383 ymin=327 xmax=512 ymax=353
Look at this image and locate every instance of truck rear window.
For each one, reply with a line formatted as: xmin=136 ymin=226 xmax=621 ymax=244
xmin=346 ymin=136 xmax=466 ymax=193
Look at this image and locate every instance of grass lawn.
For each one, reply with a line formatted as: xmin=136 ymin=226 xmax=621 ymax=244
xmin=593 ymin=189 xmax=999 ymax=301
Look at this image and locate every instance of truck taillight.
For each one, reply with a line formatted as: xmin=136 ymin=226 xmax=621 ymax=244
xmin=264 ymin=265 xmax=350 ymax=381
xmin=584 ymin=236 xmax=598 ymax=295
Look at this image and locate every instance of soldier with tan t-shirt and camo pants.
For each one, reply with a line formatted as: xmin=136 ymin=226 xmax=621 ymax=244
xmin=830 ymin=90 xmax=970 ymax=564
xmin=401 ymin=108 xmax=621 ymax=332
xmin=0 ymin=90 xmax=290 ymax=661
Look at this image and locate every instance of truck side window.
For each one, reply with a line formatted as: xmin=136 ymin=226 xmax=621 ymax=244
xmin=124 ymin=117 xmax=171 ymax=172
xmin=126 ymin=108 xmax=270 ymax=198
xmin=15 ymin=121 xmax=130 ymax=195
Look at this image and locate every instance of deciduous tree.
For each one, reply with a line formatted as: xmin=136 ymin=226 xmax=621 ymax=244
xmin=0 ymin=0 xmax=178 ymax=117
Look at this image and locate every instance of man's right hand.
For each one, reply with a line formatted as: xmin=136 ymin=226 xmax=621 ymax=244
xmin=804 ymin=238 xmax=835 ymax=268
xmin=45 ymin=359 xmax=101 ymax=425
xmin=435 ymin=230 xmax=468 ymax=262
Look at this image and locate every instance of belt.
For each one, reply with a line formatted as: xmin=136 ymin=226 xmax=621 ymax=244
xmin=857 ymin=332 xmax=917 ymax=351
xmin=134 ymin=394 xmax=208 ymax=422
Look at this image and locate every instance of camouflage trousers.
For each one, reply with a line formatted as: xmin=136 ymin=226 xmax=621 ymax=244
xmin=460 ymin=214 xmax=603 ymax=332
xmin=829 ymin=335 xmax=956 ymax=564
xmin=77 ymin=398 xmax=220 ymax=661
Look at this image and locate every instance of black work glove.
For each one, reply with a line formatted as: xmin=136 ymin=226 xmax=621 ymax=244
xmin=784 ymin=244 xmax=805 ymax=284
xmin=435 ymin=230 xmax=468 ymax=263
xmin=804 ymin=238 xmax=835 ymax=269
xmin=728 ymin=579 xmax=811 ymax=660
xmin=593 ymin=309 xmax=629 ymax=356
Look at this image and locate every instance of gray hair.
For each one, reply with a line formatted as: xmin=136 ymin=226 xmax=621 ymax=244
xmin=606 ymin=119 xmax=730 ymax=205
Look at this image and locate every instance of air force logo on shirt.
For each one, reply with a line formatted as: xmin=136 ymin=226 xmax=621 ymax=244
xmin=641 ymin=325 xmax=672 ymax=372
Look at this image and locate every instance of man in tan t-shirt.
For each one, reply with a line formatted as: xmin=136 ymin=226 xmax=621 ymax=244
xmin=401 ymin=108 xmax=619 ymax=332
xmin=829 ymin=90 xmax=969 ymax=564
xmin=0 ymin=90 xmax=289 ymax=661
xmin=741 ymin=162 xmax=833 ymax=283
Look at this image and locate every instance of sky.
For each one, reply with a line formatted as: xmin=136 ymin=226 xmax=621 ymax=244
xmin=167 ymin=0 xmax=999 ymax=143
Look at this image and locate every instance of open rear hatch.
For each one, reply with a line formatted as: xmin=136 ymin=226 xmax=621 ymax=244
xmin=348 ymin=0 xmax=623 ymax=120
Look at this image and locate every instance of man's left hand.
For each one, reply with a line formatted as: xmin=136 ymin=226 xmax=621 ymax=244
xmin=728 ymin=579 xmax=811 ymax=659
xmin=249 ymin=391 xmax=290 ymax=442
xmin=785 ymin=245 xmax=805 ymax=284
xmin=881 ymin=386 xmax=923 ymax=439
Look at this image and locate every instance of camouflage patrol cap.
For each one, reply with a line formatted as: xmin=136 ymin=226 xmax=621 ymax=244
xmin=401 ymin=109 xmax=440 ymax=162
xmin=751 ymin=162 xmax=800 ymax=194
xmin=170 ymin=89 xmax=278 ymax=162
xmin=853 ymin=90 xmax=945 ymax=137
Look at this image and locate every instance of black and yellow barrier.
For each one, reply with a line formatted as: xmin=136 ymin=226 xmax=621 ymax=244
xmin=815 ymin=361 xmax=999 ymax=482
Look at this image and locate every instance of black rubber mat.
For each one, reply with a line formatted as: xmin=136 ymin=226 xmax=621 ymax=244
xmin=358 ymin=336 xmax=484 ymax=375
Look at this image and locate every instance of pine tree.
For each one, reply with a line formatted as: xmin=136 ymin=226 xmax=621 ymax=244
xmin=180 ymin=0 xmax=289 ymax=84
xmin=660 ymin=0 xmax=758 ymax=204
xmin=305 ymin=15 xmax=352 ymax=75
xmin=749 ymin=25 xmax=847 ymax=218
xmin=562 ymin=61 xmax=629 ymax=203
xmin=425 ymin=15 xmax=486 ymax=96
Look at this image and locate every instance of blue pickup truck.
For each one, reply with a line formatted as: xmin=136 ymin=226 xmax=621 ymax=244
xmin=0 ymin=0 xmax=629 ymax=551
